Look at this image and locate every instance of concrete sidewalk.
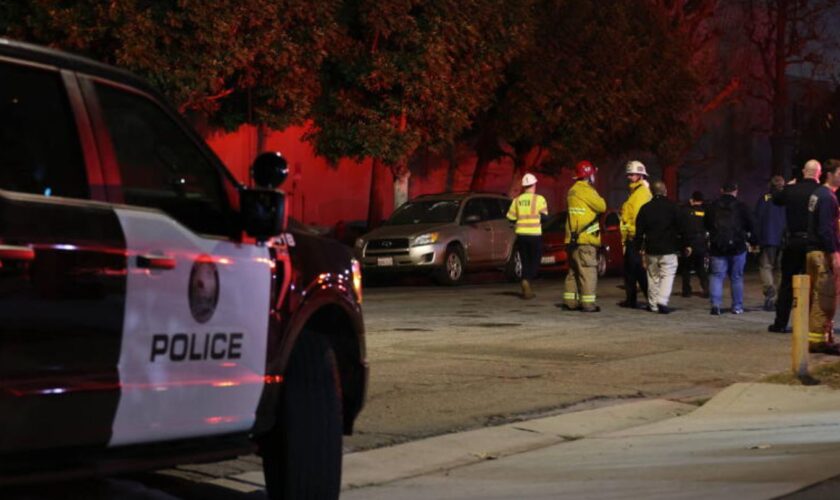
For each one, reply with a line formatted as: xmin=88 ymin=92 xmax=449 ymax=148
xmin=341 ymin=383 xmax=840 ymax=499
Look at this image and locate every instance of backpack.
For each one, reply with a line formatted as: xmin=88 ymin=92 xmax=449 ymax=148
xmin=711 ymin=201 xmax=744 ymax=254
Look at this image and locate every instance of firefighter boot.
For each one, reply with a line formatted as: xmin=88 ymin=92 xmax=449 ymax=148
xmin=521 ymin=280 xmax=535 ymax=300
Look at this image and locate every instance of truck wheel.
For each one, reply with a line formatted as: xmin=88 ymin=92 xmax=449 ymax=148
xmin=262 ymin=331 xmax=342 ymax=500
xmin=435 ymin=245 xmax=465 ymax=285
xmin=505 ymin=246 xmax=523 ymax=282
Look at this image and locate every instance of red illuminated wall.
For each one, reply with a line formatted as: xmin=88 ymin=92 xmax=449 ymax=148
xmin=204 ymin=124 xmax=571 ymax=228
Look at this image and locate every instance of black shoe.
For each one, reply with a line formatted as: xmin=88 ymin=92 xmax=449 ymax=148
xmin=710 ymin=306 xmax=721 ymax=316
xmin=657 ymin=304 xmax=671 ymax=314
xmin=809 ymin=342 xmax=840 ymax=355
xmin=681 ymin=290 xmax=692 ymax=298
xmin=763 ymin=297 xmax=776 ymax=312
xmin=618 ymin=300 xmax=637 ymax=309
xmin=767 ymin=324 xmax=788 ymax=333
xmin=561 ymin=304 xmax=580 ymax=311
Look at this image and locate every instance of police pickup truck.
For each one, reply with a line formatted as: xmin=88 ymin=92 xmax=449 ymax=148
xmin=0 ymin=39 xmax=367 ymax=499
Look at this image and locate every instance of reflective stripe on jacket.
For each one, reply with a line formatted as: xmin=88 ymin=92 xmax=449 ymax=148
xmin=507 ymin=193 xmax=548 ymax=235
xmin=620 ymin=179 xmax=652 ymax=241
xmin=565 ymin=180 xmax=606 ymax=246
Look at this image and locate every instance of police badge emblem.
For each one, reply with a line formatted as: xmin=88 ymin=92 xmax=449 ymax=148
xmin=189 ymin=256 xmax=219 ymax=323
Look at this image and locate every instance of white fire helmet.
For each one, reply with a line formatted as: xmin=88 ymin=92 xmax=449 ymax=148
xmin=625 ymin=160 xmax=648 ymax=177
xmin=521 ymin=173 xmax=538 ymax=187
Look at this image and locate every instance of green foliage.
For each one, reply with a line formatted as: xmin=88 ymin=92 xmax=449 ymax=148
xmin=481 ymin=0 xmax=697 ymax=170
xmin=1 ymin=0 xmax=339 ymax=130
xmin=306 ymin=0 xmax=535 ymax=165
xmin=1 ymin=0 xmax=699 ymax=170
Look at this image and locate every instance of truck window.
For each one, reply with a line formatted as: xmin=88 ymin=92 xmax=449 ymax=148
xmin=0 ymin=61 xmax=88 ymax=199
xmin=93 ymin=82 xmax=234 ymax=237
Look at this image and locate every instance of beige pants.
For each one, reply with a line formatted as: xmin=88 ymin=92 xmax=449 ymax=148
xmin=645 ymin=253 xmax=678 ymax=311
xmin=564 ymin=245 xmax=598 ymax=308
xmin=806 ymin=250 xmax=840 ymax=344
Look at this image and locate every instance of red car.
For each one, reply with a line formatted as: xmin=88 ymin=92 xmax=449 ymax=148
xmin=540 ymin=210 xmax=623 ymax=276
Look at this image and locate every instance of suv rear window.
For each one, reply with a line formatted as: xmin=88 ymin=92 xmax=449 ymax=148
xmin=0 ymin=61 xmax=88 ymax=199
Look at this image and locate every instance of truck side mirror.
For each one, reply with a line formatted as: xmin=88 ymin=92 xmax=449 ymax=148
xmin=251 ymin=152 xmax=289 ymax=188
xmin=241 ymin=188 xmax=287 ymax=241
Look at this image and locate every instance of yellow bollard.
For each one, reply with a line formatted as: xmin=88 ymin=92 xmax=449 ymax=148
xmin=792 ymin=274 xmax=810 ymax=379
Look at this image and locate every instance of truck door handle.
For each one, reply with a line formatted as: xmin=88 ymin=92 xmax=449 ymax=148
xmin=0 ymin=244 xmax=35 ymax=261
xmin=137 ymin=254 xmax=177 ymax=270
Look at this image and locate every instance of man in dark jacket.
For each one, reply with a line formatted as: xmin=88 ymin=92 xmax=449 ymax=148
xmin=680 ymin=191 xmax=709 ymax=298
xmin=704 ymin=181 xmax=756 ymax=315
xmin=635 ymin=181 xmax=689 ymax=314
xmin=805 ymin=159 xmax=840 ymax=354
xmin=755 ymin=175 xmax=786 ymax=311
xmin=768 ymin=159 xmax=822 ymax=333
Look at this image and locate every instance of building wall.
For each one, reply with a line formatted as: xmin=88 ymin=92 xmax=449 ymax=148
xmin=204 ymin=124 xmax=572 ymax=228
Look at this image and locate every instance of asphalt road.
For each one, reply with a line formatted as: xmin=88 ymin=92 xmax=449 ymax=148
xmin=348 ymin=270 xmax=796 ymax=451
xmin=5 ymin=269 xmax=813 ymax=498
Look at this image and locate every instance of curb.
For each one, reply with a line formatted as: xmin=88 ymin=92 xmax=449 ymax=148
xmin=340 ymin=398 xmax=694 ymax=490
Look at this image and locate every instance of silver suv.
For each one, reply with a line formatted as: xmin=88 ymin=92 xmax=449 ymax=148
xmin=355 ymin=193 xmax=521 ymax=285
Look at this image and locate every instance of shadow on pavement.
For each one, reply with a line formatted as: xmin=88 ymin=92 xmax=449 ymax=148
xmin=2 ymin=474 xmax=266 ymax=500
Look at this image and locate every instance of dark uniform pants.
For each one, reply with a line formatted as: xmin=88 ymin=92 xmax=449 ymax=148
xmin=680 ymin=249 xmax=709 ymax=295
xmin=773 ymin=239 xmax=808 ymax=329
xmin=623 ymin=239 xmax=647 ymax=305
xmin=517 ymin=235 xmax=542 ymax=281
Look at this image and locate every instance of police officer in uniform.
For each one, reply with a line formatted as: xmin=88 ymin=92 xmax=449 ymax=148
xmin=619 ymin=160 xmax=652 ymax=308
xmin=768 ymin=159 xmax=822 ymax=333
xmin=563 ymin=161 xmax=606 ymax=312
xmin=680 ymin=191 xmax=709 ymax=297
xmin=507 ymin=173 xmax=548 ymax=299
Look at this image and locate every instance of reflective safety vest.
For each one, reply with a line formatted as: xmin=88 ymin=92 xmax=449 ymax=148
xmin=507 ymin=193 xmax=548 ymax=235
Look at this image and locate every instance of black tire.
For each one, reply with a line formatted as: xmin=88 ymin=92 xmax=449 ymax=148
xmin=262 ymin=331 xmax=343 ymax=500
xmin=505 ymin=246 xmax=523 ymax=282
xmin=434 ymin=245 xmax=465 ymax=285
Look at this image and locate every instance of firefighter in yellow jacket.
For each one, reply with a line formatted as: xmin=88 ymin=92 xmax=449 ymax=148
xmin=563 ymin=161 xmax=607 ymax=312
xmin=507 ymin=173 xmax=548 ymax=299
xmin=619 ymin=160 xmax=653 ymax=308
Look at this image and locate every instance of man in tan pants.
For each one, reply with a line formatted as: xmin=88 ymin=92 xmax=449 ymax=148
xmin=806 ymin=159 xmax=840 ymax=354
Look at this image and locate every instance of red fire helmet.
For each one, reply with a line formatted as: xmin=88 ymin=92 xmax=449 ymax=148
xmin=574 ymin=160 xmax=597 ymax=180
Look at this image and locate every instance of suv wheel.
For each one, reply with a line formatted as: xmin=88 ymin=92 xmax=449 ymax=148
xmin=262 ymin=331 xmax=342 ymax=500
xmin=505 ymin=246 xmax=523 ymax=282
xmin=435 ymin=245 xmax=465 ymax=285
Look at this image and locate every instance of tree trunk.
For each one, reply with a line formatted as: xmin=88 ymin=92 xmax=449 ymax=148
xmin=367 ymin=159 xmax=390 ymax=229
xmin=444 ymin=144 xmax=458 ymax=192
xmin=770 ymin=0 xmax=789 ymax=176
xmin=507 ymin=154 xmax=528 ymax=198
xmin=662 ymin=163 xmax=679 ymax=201
xmin=392 ymin=161 xmax=411 ymax=210
xmin=256 ymin=123 xmax=269 ymax=155
xmin=470 ymin=156 xmax=491 ymax=192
